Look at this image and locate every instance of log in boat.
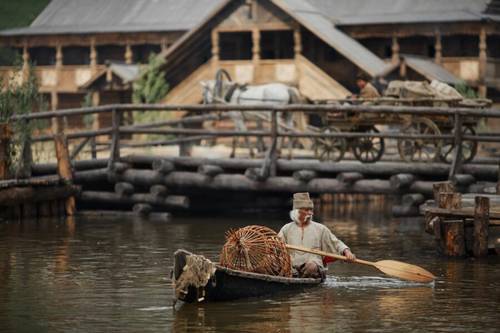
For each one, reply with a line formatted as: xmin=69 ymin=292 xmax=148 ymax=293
xmin=173 ymin=249 xmax=322 ymax=303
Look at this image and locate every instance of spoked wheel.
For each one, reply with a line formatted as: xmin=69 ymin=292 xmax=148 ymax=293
xmin=313 ymin=127 xmax=346 ymax=162
xmin=398 ymin=117 xmax=442 ymax=163
xmin=352 ymin=126 xmax=385 ymax=163
xmin=439 ymin=125 xmax=478 ymax=164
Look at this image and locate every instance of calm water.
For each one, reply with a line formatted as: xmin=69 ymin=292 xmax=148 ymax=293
xmin=1 ymin=200 xmax=499 ymax=333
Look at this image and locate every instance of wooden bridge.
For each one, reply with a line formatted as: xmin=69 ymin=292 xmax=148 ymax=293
xmin=3 ymin=103 xmax=500 ymax=217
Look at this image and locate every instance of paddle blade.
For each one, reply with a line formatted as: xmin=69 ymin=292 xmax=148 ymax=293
xmin=373 ymin=260 xmax=435 ymax=283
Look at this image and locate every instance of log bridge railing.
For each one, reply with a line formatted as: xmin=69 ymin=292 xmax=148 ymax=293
xmin=12 ymin=103 xmax=500 ymax=181
xmin=6 ymin=103 xmax=500 ymax=216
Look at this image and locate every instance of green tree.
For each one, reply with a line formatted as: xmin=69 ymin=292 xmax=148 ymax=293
xmin=132 ymin=54 xmax=170 ymax=128
xmin=0 ymin=61 xmax=46 ymax=176
xmin=132 ymin=53 xmax=169 ymax=104
xmin=455 ymin=81 xmax=478 ymax=99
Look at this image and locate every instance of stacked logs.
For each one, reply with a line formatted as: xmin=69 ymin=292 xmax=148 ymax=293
xmin=0 ymin=176 xmax=80 ymax=221
xmin=77 ymin=160 xmax=190 ymax=221
xmin=30 ymin=155 xmax=500 ymax=217
xmin=0 ymin=133 xmax=78 ymax=221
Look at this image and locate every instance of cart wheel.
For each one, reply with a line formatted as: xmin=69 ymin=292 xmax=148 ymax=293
xmin=397 ymin=117 xmax=442 ymax=163
xmin=352 ymin=126 xmax=385 ymax=163
xmin=313 ymin=127 xmax=346 ymax=162
xmin=439 ymin=125 xmax=478 ymax=164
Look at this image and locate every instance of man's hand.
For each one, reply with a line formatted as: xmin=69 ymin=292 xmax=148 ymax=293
xmin=343 ymin=249 xmax=356 ymax=263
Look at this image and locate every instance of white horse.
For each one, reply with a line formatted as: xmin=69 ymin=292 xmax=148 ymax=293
xmin=201 ymin=70 xmax=306 ymax=158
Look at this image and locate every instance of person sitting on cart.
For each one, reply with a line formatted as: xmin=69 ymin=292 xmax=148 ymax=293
xmin=355 ymin=73 xmax=381 ymax=99
xmin=278 ymin=192 xmax=356 ymax=280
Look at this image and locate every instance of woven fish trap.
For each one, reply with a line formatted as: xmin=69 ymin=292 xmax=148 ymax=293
xmin=219 ymin=225 xmax=292 ymax=277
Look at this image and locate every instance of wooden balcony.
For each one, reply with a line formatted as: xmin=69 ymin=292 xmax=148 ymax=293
xmin=0 ymin=65 xmax=105 ymax=92
xmin=441 ymin=57 xmax=500 ymax=83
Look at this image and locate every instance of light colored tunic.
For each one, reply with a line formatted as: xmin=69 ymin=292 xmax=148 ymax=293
xmin=360 ymin=82 xmax=381 ymax=99
xmin=278 ymin=221 xmax=349 ymax=268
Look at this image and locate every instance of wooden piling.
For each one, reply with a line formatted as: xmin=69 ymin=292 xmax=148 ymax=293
xmin=108 ymin=108 xmax=121 ymax=170
xmin=442 ymin=220 xmax=466 ymax=256
xmin=435 ymin=191 xmax=465 ymax=256
xmin=54 ymin=133 xmax=76 ymax=216
xmin=473 ymin=196 xmax=489 ymax=257
xmin=497 ymin=163 xmax=500 ymax=194
xmin=0 ymin=123 xmax=12 ymax=180
xmin=433 ymin=181 xmax=456 ymax=201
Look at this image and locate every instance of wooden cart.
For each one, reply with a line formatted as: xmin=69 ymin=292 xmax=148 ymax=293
xmin=312 ymin=98 xmax=490 ymax=164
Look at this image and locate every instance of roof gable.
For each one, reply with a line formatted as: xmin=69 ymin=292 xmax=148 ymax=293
xmin=162 ymin=0 xmax=391 ymax=77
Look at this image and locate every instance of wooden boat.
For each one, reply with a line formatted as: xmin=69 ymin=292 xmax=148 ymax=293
xmin=173 ymin=249 xmax=322 ymax=303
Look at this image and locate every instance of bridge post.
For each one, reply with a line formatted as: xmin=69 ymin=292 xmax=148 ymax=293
xmin=258 ymin=110 xmax=278 ymax=179
xmin=448 ymin=113 xmax=463 ymax=180
xmin=270 ymin=110 xmax=278 ymax=177
xmin=108 ymin=108 xmax=121 ymax=170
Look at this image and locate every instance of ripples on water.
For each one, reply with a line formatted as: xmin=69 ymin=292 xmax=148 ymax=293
xmin=1 ymin=198 xmax=499 ymax=332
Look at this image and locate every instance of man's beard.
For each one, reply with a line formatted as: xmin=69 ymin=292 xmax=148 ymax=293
xmin=290 ymin=209 xmax=313 ymax=225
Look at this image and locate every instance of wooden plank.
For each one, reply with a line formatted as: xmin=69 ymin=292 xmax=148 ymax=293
xmin=0 ymin=175 xmax=62 ymax=189
xmin=424 ymin=207 xmax=500 ymax=221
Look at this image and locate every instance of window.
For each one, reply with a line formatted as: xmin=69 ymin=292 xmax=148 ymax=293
xmin=219 ymin=32 xmax=252 ymax=60
xmin=260 ymin=30 xmax=294 ymax=59
xmin=97 ymin=45 xmax=125 ymax=64
xmin=29 ymin=47 xmax=56 ymax=66
xmin=63 ymin=46 xmax=90 ymax=65
xmin=133 ymin=44 xmax=161 ymax=63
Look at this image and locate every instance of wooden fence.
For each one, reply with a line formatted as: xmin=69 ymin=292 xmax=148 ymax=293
xmin=12 ymin=103 xmax=500 ymax=180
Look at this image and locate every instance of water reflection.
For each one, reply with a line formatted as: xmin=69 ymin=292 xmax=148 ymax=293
xmin=172 ymin=279 xmax=435 ymax=333
xmin=0 ymin=198 xmax=499 ymax=333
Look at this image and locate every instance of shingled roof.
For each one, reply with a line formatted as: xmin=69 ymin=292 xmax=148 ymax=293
xmin=275 ymin=0 xmax=392 ymax=76
xmin=305 ymin=0 xmax=500 ymax=25
xmin=0 ymin=0 xmax=225 ymax=36
xmin=3 ymin=0 xmax=497 ymax=37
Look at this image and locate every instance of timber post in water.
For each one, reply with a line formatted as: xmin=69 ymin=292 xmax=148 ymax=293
xmin=0 ymin=123 xmax=12 ymax=180
xmin=473 ymin=196 xmax=489 ymax=257
xmin=54 ymin=133 xmax=76 ymax=216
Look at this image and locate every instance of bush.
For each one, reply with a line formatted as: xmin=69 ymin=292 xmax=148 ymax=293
xmin=0 ymin=61 xmax=46 ymax=175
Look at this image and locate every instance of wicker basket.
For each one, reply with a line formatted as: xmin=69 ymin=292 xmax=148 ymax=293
xmin=219 ymin=225 xmax=292 ymax=277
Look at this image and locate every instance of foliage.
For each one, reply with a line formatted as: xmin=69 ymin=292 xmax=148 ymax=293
xmin=454 ymin=81 xmax=478 ymax=99
xmin=132 ymin=53 xmax=171 ymax=133
xmin=0 ymin=0 xmax=51 ymax=30
xmin=132 ymin=53 xmax=169 ymax=105
xmin=0 ymin=61 xmax=46 ymax=174
xmin=0 ymin=0 xmax=51 ymax=65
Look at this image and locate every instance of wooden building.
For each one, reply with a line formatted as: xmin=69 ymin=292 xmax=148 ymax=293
xmin=0 ymin=0 xmax=499 ymax=125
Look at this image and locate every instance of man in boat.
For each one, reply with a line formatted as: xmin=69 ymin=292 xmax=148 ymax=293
xmin=278 ymin=192 xmax=356 ymax=280
xmin=355 ymin=73 xmax=381 ymax=99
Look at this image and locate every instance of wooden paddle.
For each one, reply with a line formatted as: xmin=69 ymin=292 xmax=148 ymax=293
xmin=286 ymin=244 xmax=436 ymax=283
